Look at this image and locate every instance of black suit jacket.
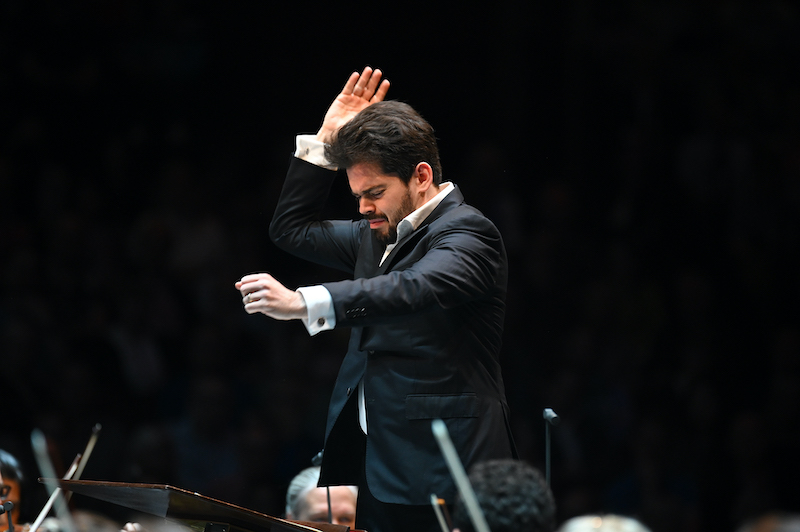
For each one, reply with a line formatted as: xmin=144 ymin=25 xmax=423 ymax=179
xmin=270 ymin=157 xmax=516 ymax=505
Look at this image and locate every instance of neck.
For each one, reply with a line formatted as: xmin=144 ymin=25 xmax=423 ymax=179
xmin=417 ymin=183 xmax=441 ymax=208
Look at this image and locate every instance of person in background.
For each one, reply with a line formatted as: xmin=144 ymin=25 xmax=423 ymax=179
xmin=0 ymin=449 xmax=24 ymax=532
xmin=735 ymin=513 xmax=800 ymax=532
xmin=285 ymin=467 xmax=356 ymax=529
xmin=556 ymin=514 xmax=651 ymax=532
xmin=452 ymin=459 xmax=555 ymax=532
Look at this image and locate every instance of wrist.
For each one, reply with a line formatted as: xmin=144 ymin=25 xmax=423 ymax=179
xmin=316 ymin=128 xmax=333 ymax=144
xmin=293 ymin=290 xmax=309 ymax=320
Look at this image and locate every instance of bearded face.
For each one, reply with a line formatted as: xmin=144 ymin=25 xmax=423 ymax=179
xmin=347 ymin=163 xmax=419 ymax=244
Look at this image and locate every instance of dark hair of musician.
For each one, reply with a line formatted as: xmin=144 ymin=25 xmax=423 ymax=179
xmin=0 ymin=449 xmax=23 ymax=483
xmin=325 ymin=100 xmax=443 ymax=185
xmin=452 ymin=459 xmax=556 ymax=532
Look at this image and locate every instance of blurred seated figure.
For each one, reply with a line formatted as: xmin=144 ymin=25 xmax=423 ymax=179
xmin=285 ymin=467 xmax=356 ymax=529
xmin=452 ymin=459 xmax=556 ymax=532
xmin=0 ymin=449 xmax=24 ymax=531
xmin=1 ymin=449 xmax=123 ymax=532
xmin=120 ymin=517 xmax=194 ymax=532
xmin=39 ymin=510 xmax=121 ymax=532
xmin=735 ymin=513 xmax=800 ymax=532
xmin=556 ymin=514 xmax=651 ymax=532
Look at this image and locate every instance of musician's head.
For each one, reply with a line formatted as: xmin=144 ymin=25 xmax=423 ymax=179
xmin=285 ymin=466 xmax=357 ymax=529
xmin=0 ymin=449 xmax=23 ymax=526
xmin=556 ymin=515 xmax=652 ymax=532
xmin=453 ymin=459 xmax=556 ymax=532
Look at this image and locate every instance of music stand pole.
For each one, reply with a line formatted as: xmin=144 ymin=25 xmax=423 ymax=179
xmin=543 ymin=408 xmax=560 ymax=486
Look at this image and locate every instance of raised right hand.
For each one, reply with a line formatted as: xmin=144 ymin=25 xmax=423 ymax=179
xmin=316 ymin=66 xmax=390 ymax=143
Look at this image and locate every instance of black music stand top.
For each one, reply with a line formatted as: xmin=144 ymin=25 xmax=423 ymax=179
xmin=45 ymin=479 xmax=350 ymax=532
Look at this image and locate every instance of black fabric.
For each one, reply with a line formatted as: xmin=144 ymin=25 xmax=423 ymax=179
xmin=355 ymin=443 xmax=450 ymax=532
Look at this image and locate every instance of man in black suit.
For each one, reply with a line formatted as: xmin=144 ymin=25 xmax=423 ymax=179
xmin=236 ymin=67 xmax=515 ymax=532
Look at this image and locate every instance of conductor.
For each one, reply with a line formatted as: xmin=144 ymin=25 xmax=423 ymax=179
xmin=235 ymin=67 xmax=516 ymax=532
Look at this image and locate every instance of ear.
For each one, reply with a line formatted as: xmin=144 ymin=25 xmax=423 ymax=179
xmin=411 ymin=162 xmax=434 ymax=194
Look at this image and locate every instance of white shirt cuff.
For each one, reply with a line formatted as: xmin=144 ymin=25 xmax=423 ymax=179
xmin=296 ymin=285 xmax=336 ymax=336
xmin=294 ymin=135 xmax=337 ymax=170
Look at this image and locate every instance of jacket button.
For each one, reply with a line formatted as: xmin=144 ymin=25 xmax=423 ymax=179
xmin=346 ymin=387 xmax=352 ymax=397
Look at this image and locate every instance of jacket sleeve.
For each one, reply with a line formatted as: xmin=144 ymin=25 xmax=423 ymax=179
xmin=269 ymin=156 xmax=364 ymax=274
xmin=323 ymin=207 xmax=506 ymax=327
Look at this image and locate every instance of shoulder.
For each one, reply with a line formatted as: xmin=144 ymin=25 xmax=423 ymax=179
xmin=434 ymin=198 xmax=502 ymax=238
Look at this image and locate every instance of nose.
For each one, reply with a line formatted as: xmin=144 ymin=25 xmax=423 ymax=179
xmin=359 ymin=197 xmax=374 ymax=215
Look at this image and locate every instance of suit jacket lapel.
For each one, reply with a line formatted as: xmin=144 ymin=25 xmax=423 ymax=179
xmin=376 ymin=185 xmax=465 ymax=275
xmin=355 ymin=222 xmax=384 ymax=279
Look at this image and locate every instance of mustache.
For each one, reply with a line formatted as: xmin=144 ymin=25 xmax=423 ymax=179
xmin=364 ymin=213 xmax=387 ymax=221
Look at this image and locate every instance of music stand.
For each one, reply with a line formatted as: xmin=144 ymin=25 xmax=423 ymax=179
xmin=46 ymin=480 xmax=349 ymax=532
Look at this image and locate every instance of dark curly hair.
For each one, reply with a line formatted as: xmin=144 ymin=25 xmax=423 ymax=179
xmin=324 ymin=100 xmax=442 ymax=185
xmin=452 ymin=459 xmax=556 ymax=532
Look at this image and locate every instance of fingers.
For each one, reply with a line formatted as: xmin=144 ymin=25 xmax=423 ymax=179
xmin=371 ymin=78 xmax=391 ymax=103
xmin=341 ymin=70 xmax=361 ymax=96
xmin=359 ymin=67 xmax=383 ymax=101
xmin=363 ymin=68 xmax=386 ymax=101
xmin=350 ymin=66 xmax=373 ymax=97
xmin=344 ymin=66 xmax=388 ymax=102
xmin=236 ymin=273 xmax=273 ymax=306
xmin=242 ymin=288 xmax=262 ymax=307
xmin=239 ymin=272 xmax=273 ymax=285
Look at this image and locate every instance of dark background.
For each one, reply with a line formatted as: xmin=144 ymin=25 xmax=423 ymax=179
xmin=2 ymin=1 xmax=799 ymax=531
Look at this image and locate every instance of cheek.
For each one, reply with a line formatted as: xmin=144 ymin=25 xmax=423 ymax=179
xmin=383 ymin=201 xmax=402 ymax=220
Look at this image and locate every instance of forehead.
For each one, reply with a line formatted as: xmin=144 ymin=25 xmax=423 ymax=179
xmin=346 ymin=162 xmax=404 ymax=193
xmin=304 ymin=486 xmax=356 ymax=511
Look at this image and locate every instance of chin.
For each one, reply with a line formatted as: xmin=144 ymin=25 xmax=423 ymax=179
xmin=374 ymin=228 xmax=393 ymax=244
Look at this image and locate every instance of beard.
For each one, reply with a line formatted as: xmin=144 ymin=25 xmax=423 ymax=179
xmin=369 ymin=189 xmax=415 ymax=244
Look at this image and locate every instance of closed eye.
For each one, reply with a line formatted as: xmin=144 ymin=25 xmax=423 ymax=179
xmin=353 ymin=188 xmax=385 ymax=201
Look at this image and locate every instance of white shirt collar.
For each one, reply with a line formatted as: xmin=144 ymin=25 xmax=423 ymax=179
xmin=396 ymin=181 xmax=454 ymax=241
xmin=379 ymin=182 xmax=455 ymax=266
